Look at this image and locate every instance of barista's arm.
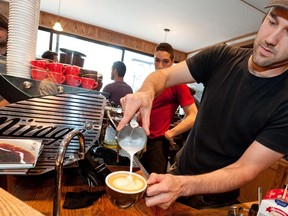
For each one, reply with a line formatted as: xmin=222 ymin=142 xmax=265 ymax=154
xmin=118 ymin=61 xmax=195 ymax=134
xmin=146 ymin=141 xmax=284 ymax=209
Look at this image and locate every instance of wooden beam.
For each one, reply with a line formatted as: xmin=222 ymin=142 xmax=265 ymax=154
xmin=39 ymin=11 xmax=188 ymax=62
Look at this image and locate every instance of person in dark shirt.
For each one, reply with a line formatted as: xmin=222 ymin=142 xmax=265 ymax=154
xmin=117 ymin=0 xmax=288 ymax=210
xmin=102 ymin=61 xmax=133 ymax=107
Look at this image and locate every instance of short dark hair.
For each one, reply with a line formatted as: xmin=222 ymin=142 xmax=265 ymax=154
xmin=112 ymin=61 xmax=126 ymax=77
xmin=0 ymin=13 xmax=8 ymax=31
xmin=41 ymin=50 xmax=58 ymax=60
xmin=155 ymin=42 xmax=174 ymax=60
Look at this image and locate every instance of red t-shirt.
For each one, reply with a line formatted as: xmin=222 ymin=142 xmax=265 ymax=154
xmin=149 ymin=84 xmax=195 ymax=139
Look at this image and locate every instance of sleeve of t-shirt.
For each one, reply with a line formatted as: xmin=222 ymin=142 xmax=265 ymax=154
xmin=256 ymin=102 xmax=288 ymax=155
xmin=186 ymin=44 xmax=231 ymax=86
xmin=175 ymin=84 xmax=195 ymax=107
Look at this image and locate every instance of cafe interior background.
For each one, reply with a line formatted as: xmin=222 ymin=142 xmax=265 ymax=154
xmin=1 ymin=0 xmax=288 ymax=211
xmin=0 ymin=0 xmax=270 ymax=102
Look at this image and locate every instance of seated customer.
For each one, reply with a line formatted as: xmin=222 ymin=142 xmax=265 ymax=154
xmin=103 ymin=61 xmax=133 ymax=107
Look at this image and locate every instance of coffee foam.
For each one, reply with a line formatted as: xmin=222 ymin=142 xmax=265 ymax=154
xmin=108 ymin=173 xmax=146 ymax=193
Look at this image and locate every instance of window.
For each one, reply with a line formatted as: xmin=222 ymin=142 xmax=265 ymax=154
xmin=35 ymin=29 xmax=155 ymax=91
xmin=36 ymin=30 xmax=51 ymax=58
xmin=54 ymin=34 xmax=123 ymax=88
xmin=124 ymin=50 xmax=154 ymax=92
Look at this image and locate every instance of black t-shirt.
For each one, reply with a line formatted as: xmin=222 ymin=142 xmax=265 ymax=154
xmin=178 ymin=44 xmax=288 ymax=175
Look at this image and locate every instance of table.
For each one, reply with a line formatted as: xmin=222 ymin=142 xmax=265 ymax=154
xmin=2 ymin=167 xmax=256 ymax=216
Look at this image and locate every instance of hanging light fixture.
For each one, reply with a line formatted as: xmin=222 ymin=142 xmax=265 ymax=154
xmin=164 ymin=28 xmax=170 ymax=42
xmin=53 ymin=0 xmax=63 ymax=31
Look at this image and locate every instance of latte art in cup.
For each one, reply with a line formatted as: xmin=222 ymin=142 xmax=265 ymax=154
xmin=108 ymin=173 xmax=145 ymax=193
xmin=105 ymin=171 xmax=147 ymax=209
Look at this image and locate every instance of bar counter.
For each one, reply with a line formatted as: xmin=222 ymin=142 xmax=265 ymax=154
xmin=1 ymin=168 xmax=256 ymax=216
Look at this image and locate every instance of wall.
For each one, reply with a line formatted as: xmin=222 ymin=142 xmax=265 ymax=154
xmin=239 ymin=158 xmax=288 ymax=202
xmin=0 ymin=1 xmax=187 ymax=62
xmin=0 ymin=1 xmax=8 ymax=18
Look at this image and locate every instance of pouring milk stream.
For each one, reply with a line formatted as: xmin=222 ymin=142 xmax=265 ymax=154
xmin=117 ymin=115 xmax=147 ymax=176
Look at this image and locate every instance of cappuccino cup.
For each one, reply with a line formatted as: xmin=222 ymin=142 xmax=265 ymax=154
xmin=105 ymin=171 xmax=147 ymax=209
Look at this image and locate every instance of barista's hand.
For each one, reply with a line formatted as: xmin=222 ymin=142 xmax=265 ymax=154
xmin=117 ymin=92 xmax=152 ymax=135
xmin=145 ymin=173 xmax=184 ymax=209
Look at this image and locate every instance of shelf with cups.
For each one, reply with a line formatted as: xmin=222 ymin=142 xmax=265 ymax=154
xmin=0 ymin=60 xmax=107 ymax=104
xmin=30 ymin=60 xmax=100 ymax=91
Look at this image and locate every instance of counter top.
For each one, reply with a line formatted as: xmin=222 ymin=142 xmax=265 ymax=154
xmin=0 ymin=187 xmax=44 ymax=216
xmin=4 ymin=168 xmax=256 ymax=216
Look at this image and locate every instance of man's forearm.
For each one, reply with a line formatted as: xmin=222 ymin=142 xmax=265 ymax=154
xmin=138 ymin=70 xmax=167 ymax=98
xmin=178 ymin=145 xmax=283 ymax=197
xmin=178 ymin=165 xmax=250 ymax=197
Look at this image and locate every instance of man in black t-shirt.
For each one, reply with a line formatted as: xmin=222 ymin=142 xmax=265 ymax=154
xmin=117 ymin=0 xmax=288 ymax=210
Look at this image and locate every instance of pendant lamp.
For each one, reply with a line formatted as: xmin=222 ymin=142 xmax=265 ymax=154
xmin=53 ymin=0 xmax=63 ymax=31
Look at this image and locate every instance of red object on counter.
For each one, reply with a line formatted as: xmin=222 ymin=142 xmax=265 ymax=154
xmin=81 ymin=77 xmax=98 ymax=90
xmin=31 ymin=69 xmax=47 ymax=80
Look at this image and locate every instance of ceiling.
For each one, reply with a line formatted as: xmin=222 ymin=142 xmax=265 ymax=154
xmin=39 ymin=0 xmax=269 ymax=54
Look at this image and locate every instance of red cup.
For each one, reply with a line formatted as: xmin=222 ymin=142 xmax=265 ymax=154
xmin=65 ymin=65 xmax=80 ymax=76
xmin=48 ymin=71 xmax=66 ymax=84
xmin=66 ymin=75 xmax=82 ymax=87
xmin=81 ymin=77 xmax=98 ymax=90
xmin=31 ymin=69 xmax=47 ymax=80
xmin=47 ymin=63 xmax=65 ymax=73
xmin=30 ymin=60 xmax=47 ymax=70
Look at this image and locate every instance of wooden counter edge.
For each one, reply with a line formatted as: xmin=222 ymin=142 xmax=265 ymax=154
xmin=0 ymin=187 xmax=44 ymax=216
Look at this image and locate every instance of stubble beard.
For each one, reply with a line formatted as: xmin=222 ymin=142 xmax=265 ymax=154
xmin=253 ymin=34 xmax=288 ymax=70
xmin=252 ymin=42 xmax=282 ymax=68
xmin=252 ymin=49 xmax=272 ymax=68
